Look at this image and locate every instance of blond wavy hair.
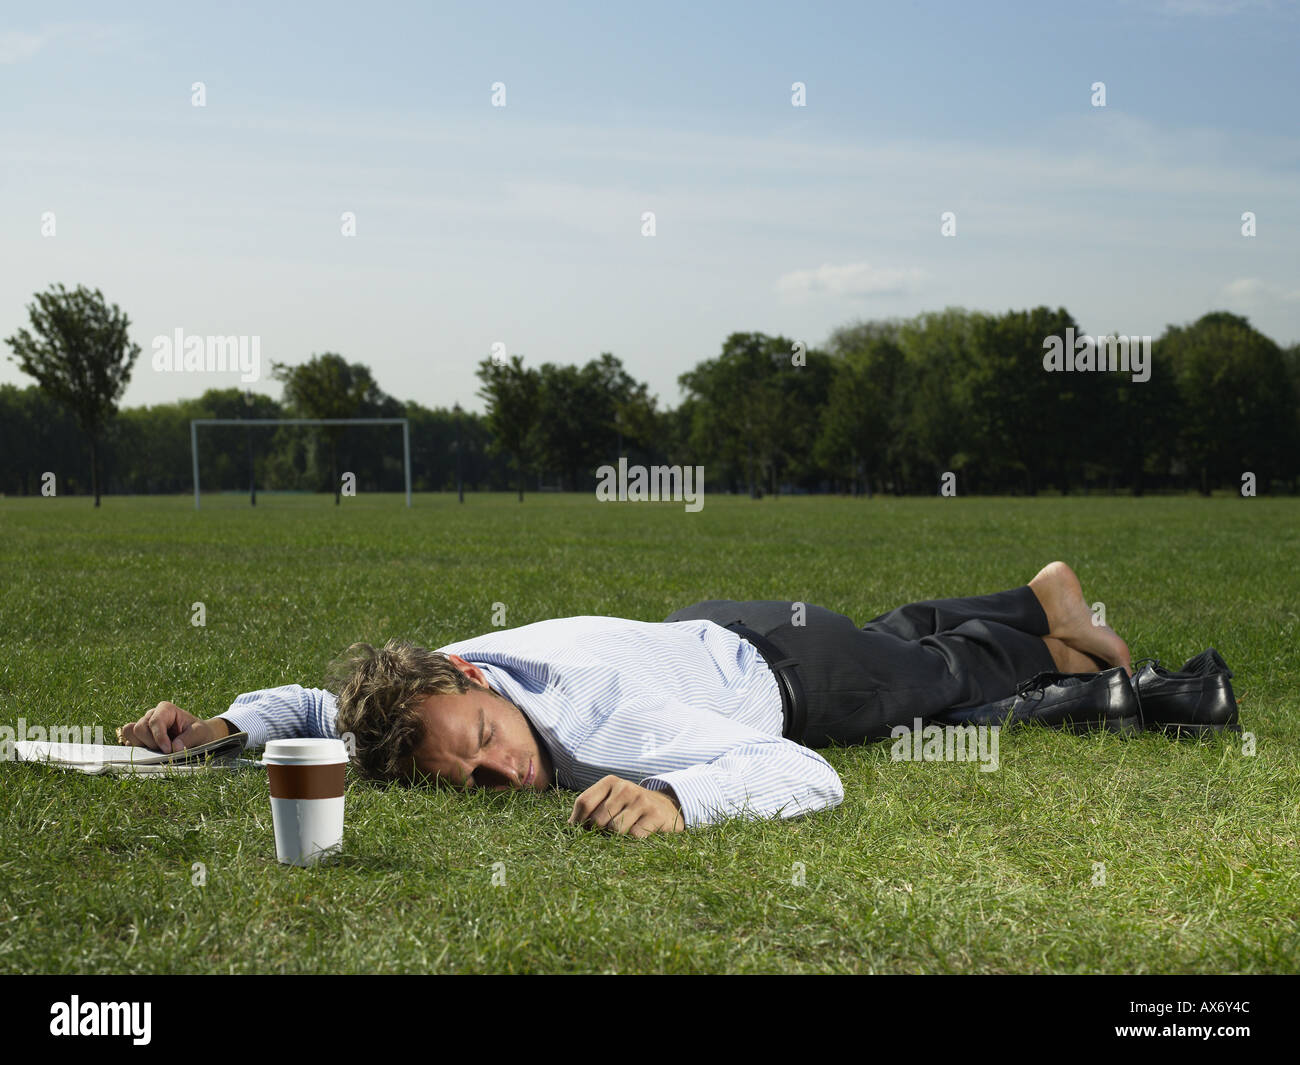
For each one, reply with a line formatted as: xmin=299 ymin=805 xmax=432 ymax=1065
xmin=329 ymin=639 xmax=469 ymax=782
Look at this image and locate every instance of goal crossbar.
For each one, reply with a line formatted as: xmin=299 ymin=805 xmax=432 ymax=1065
xmin=190 ymin=417 xmax=412 ymax=509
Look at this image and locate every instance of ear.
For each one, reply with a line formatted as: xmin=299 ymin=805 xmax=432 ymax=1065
xmin=447 ymin=653 xmax=490 ymax=689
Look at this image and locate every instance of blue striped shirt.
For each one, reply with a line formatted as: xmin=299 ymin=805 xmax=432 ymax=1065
xmin=221 ymin=616 xmax=844 ymax=827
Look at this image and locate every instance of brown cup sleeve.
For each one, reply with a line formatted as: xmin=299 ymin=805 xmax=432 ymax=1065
xmin=268 ymin=762 xmax=346 ymax=799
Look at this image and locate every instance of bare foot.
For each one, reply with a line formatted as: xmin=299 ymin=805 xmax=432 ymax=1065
xmin=1029 ymin=561 xmax=1132 ymax=674
xmin=1042 ymin=636 xmax=1102 ymax=673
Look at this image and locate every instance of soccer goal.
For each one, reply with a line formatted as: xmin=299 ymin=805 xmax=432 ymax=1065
xmin=189 ymin=418 xmax=412 ymax=509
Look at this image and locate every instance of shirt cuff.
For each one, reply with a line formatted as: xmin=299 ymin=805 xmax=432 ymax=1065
xmin=641 ymin=766 xmax=731 ymax=828
xmin=217 ymin=707 xmax=267 ymax=748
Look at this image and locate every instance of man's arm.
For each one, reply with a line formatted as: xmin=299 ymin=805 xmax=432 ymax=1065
xmin=639 ymin=736 xmax=844 ymax=828
xmin=576 ymin=699 xmax=845 ymax=831
xmin=213 ymin=684 xmax=339 ymax=747
xmin=119 ymin=685 xmax=338 ymax=752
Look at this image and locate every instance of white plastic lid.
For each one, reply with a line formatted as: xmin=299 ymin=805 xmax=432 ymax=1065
xmin=263 ymin=738 xmax=348 ymax=765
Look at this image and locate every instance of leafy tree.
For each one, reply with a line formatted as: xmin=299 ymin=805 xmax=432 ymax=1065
xmin=679 ymin=332 xmax=832 ymax=496
xmin=893 ymin=309 xmax=982 ymax=494
xmin=1280 ymin=342 xmax=1300 ymax=493
xmin=401 ymin=402 xmax=509 ymax=492
xmin=272 ymin=353 xmax=397 ymax=503
xmin=0 ymin=384 xmax=85 ymax=496
xmin=586 ymin=352 xmax=659 ymax=461
xmin=1161 ymin=312 xmax=1298 ymax=494
xmin=533 ymin=362 xmax=591 ymax=489
xmin=197 ymin=389 xmax=284 ymax=499
xmin=5 ymin=284 xmax=141 ymax=506
xmin=1082 ymin=328 xmax=1180 ymax=495
xmin=966 ymin=306 xmax=1084 ymax=494
xmin=108 ymin=401 xmax=198 ymax=494
xmin=531 ymin=353 xmax=660 ymax=489
xmin=816 ymin=320 xmax=906 ymax=495
xmin=476 ymin=354 xmax=541 ymax=501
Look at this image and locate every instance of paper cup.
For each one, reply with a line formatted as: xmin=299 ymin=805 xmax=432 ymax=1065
xmin=264 ymin=738 xmax=347 ymax=867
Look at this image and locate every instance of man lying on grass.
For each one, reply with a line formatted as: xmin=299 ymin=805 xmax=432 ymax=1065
xmin=119 ymin=562 xmax=1237 ymax=837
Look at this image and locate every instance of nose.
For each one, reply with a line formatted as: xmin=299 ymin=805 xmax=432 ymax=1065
xmin=474 ymin=757 xmax=519 ymax=791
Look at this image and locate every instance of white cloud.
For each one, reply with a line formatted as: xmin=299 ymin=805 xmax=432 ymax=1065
xmin=1222 ymin=278 xmax=1300 ymax=305
xmin=1159 ymin=0 xmax=1272 ymax=15
xmin=0 ymin=22 xmax=135 ymax=65
xmin=0 ymin=29 xmax=50 ymax=64
xmin=775 ymin=262 xmax=928 ymax=298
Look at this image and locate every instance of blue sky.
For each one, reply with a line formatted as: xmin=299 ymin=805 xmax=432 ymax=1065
xmin=3 ymin=0 xmax=1298 ymax=414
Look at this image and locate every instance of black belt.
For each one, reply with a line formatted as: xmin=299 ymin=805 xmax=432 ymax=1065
xmin=724 ymin=621 xmax=809 ymax=746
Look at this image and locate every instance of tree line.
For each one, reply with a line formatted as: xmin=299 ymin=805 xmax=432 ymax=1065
xmin=4 ymin=284 xmax=1299 ymax=501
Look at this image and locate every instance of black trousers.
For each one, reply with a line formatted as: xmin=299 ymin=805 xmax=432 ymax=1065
xmin=665 ymin=587 xmax=1056 ymax=748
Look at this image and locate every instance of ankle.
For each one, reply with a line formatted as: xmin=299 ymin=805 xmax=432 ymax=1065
xmin=1042 ymin=636 xmax=1095 ymax=673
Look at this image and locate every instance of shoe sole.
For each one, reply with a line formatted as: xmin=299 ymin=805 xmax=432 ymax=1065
xmin=1062 ymin=712 xmax=1143 ymax=737
xmin=1151 ymin=720 xmax=1242 ymax=737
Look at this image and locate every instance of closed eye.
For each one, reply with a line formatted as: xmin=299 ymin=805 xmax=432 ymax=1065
xmin=466 ymin=717 xmax=496 ymax=789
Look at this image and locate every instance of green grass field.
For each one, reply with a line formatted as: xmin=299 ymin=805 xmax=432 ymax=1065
xmin=1 ymin=492 xmax=1297 ymax=973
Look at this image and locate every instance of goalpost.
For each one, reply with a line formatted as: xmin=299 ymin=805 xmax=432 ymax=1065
xmin=190 ymin=417 xmax=412 ymax=509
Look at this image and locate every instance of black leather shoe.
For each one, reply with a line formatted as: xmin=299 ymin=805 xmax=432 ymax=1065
xmin=1131 ymin=648 xmax=1239 ymax=735
xmin=934 ymin=667 xmax=1141 ymax=735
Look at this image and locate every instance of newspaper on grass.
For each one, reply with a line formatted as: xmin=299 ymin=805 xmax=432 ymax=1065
xmin=12 ymin=731 xmax=251 ymax=776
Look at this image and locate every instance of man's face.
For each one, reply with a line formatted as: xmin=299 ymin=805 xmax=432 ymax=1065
xmin=410 ymin=655 xmax=554 ymax=791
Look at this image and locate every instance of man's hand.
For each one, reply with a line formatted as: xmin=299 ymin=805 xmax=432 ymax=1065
xmin=568 ymin=775 xmax=685 ymax=837
xmin=117 ymin=701 xmax=230 ymax=753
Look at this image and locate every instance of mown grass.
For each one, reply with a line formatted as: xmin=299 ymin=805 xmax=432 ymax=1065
xmin=0 ymin=492 xmax=1296 ymax=973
